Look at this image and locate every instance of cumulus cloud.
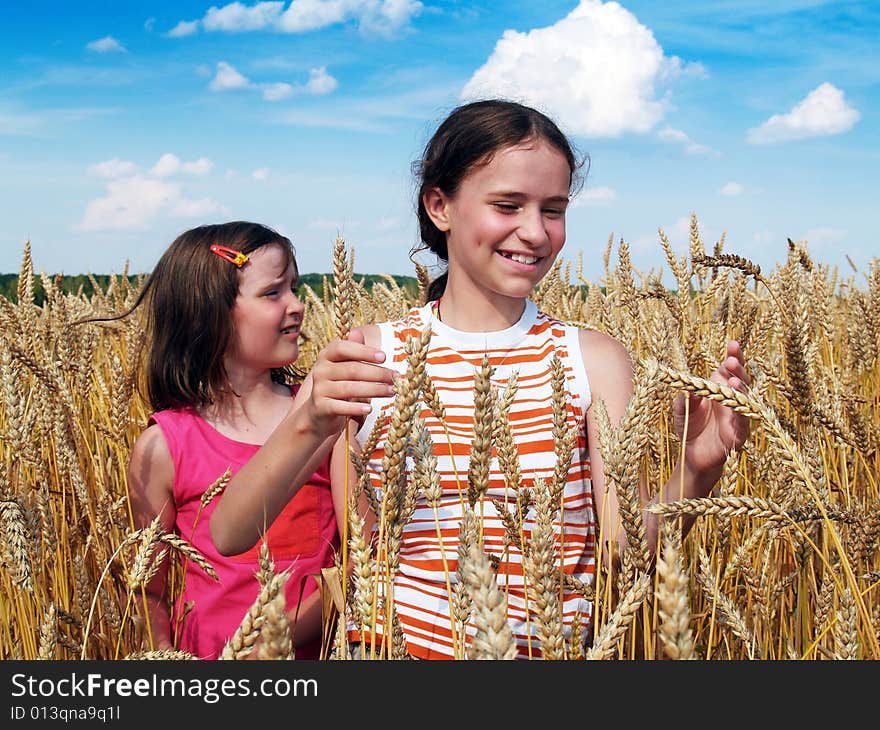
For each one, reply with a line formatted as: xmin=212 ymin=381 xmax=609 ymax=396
xmin=80 ymin=155 xmax=222 ymax=231
xmin=88 ymin=158 xmax=138 ymax=178
xmin=150 ymin=153 xmax=214 ymax=177
xmin=262 ymin=82 xmax=294 ymax=101
xmin=209 ymin=61 xmax=252 ymax=91
xmin=461 ymin=0 xmax=698 ymax=137
xmin=86 ymin=36 xmax=126 ymax=53
xmin=720 ymin=182 xmax=743 ymax=196
xmin=183 ymin=0 xmax=421 ymax=37
xmin=168 ymin=20 xmax=200 ymax=37
xmin=209 ymin=61 xmax=337 ymax=99
xmin=747 ymin=83 xmax=860 ymax=144
xmin=305 ymin=66 xmax=338 ymax=95
xmin=252 ymin=167 xmax=270 ymax=181
xmin=657 ymin=127 xmax=714 ymax=156
xmin=204 ymin=1 xmax=285 ymax=31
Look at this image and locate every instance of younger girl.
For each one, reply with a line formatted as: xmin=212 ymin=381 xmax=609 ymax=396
xmin=212 ymin=101 xmax=750 ymax=660
xmin=120 ymin=221 xmax=395 ymax=659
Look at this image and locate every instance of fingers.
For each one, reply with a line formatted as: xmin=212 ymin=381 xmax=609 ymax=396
xmin=316 ymin=378 xmax=397 ymax=402
xmin=319 ymin=337 xmax=386 ymax=365
xmin=309 ymin=338 xmax=399 ymax=423
xmin=711 ymin=340 xmax=750 ymax=389
xmin=346 ymin=329 xmax=366 ymax=345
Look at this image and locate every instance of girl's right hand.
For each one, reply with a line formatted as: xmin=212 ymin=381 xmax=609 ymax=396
xmin=302 ymin=329 xmax=397 ymax=436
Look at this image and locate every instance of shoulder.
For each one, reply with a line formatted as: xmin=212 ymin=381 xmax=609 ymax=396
xmin=578 ymin=328 xmax=632 ymax=366
xmin=128 ymin=423 xmax=174 ymax=491
xmin=577 ymin=328 xmax=634 ymax=404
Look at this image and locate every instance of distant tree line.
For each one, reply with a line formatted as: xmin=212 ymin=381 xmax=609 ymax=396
xmin=0 ymin=272 xmax=419 ymax=305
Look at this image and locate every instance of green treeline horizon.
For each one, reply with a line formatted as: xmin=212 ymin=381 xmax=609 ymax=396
xmin=0 ymin=272 xmax=419 ymax=305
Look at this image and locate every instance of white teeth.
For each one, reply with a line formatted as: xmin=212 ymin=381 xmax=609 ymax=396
xmin=506 ymin=253 xmax=539 ymax=264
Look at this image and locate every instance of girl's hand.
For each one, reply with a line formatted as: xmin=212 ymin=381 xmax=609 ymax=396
xmin=672 ymin=340 xmax=751 ymax=478
xmin=303 ymin=330 xmax=397 ymax=437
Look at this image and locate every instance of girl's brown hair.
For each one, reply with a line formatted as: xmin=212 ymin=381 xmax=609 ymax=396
xmin=91 ymin=221 xmax=298 ymax=411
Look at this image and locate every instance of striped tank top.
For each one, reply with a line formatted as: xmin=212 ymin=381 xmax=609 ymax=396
xmin=352 ymin=299 xmax=597 ymax=659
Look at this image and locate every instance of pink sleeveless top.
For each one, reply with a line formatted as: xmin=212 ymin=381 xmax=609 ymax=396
xmin=150 ymin=387 xmax=338 ymax=659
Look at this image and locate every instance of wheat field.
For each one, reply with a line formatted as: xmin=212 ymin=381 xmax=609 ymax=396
xmin=1 ymin=214 xmax=878 ymax=660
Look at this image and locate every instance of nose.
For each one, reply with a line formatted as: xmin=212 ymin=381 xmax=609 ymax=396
xmin=517 ymin=207 xmax=550 ymax=246
xmin=286 ymin=289 xmax=304 ymax=315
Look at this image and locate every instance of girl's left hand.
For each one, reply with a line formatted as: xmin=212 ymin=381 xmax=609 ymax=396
xmin=672 ymin=340 xmax=751 ymax=477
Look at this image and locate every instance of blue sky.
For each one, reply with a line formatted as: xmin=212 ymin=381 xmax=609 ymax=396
xmin=2 ymin=0 xmax=877 ymax=283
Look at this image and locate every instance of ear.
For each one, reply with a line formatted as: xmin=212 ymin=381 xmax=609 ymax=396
xmin=422 ymin=186 xmax=452 ymax=233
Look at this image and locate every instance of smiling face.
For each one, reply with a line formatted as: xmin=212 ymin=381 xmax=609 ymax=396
xmin=423 ymin=137 xmax=572 ymax=321
xmin=226 ymin=242 xmax=304 ymax=375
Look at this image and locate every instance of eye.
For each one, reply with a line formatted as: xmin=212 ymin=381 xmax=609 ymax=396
xmin=543 ymin=207 xmax=565 ymax=218
xmin=264 ymin=289 xmax=279 ymax=297
xmin=493 ymin=202 xmax=519 ymax=212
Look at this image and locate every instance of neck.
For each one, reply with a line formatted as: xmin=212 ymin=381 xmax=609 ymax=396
xmin=207 ymin=366 xmax=280 ymax=414
xmin=434 ymin=288 xmax=527 ymax=332
xmin=201 ymin=370 xmax=291 ymax=433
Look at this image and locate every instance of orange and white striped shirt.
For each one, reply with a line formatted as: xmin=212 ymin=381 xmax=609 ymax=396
xmin=352 ymin=299 xmax=596 ymax=659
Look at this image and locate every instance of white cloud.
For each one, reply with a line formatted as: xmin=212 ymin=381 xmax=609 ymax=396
xmin=277 ymin=0 xmax=343 ymax=32
xmin=305 ymin=66 xmax=338 ymax=95
xmin=88 ymin=158 xmax=138 ymax=178
xmin=461 ymin=0 xmax=698 ymax=137
xmin=168 ymin=20 xmax=200 ymax=37
xmin=252 ymin=167 xmax=270 ymax=181
xmin=209 ymin=61 xmax=252 ymax=91
xmin=185 ymin=0 xmax=421 ymax=36
xmin=80 ymin=151 xmax=221 ymax=231
xmin=151 ymin=153 xmax=214 ymax=177
xmin=262 ymin=82 xmax=293 ymax=101
xmin=720 ymin=182 xmax=743 ymax=196
xmin=204 ymin=1 xmax=285 ymax=31
xmin=86 ymin=36 xmax=126 ymax=53
xmin=80 ymin=176 xmax=178 ymax=230
xmin=747 ymin=83 xmax=860 ymax=144
xmin=571 ymin=186 xmax=616 ymax=207
xmin=211 ymin=63 xmax=337 ymax=100
xmin=144 ymin=18 xmax=156 ymax=32
xmin=657 ymin=127 xmax=715 ymax=156
xmin=80 ymin=162 xmax=223 ymax=231
xmin=354 ymin=0 xmax=424 ymax=37
xmin=657 ymin=127 xmax=688 ymax=144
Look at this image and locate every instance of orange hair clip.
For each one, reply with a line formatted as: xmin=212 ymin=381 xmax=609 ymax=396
xmin=210 ymin=244 xmax=249 ymax=267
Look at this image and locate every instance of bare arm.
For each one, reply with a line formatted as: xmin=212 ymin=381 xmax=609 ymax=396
xmin=211 ymin=331 xmax=396 ymax=556
xmin=582 ymin=332 xmax=750 ymax=567
xmin=330 ymin=325 xmax=382 ymax=559
xmin=127 ymin=424 xmax=176 ymax=650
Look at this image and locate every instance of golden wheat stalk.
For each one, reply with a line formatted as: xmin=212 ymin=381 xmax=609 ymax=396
xmin=586 ymin=572 xmax=652 ymax=660
xmin=655 ymin=521 xmax=695 ymax=660
xmin=460 ymin=510 xmax=517 ymax=660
